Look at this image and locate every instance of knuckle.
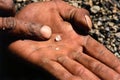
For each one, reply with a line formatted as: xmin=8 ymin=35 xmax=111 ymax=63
xmin=50 ymin=62 xmax=61 ymax=71
xmin=35 ymin=57 xmax=50 ymax=66
xmin=112 ymin=74 xmax=120 ymax=80
xmin=62 ymin=73 xmax=73 ymax=80
xmin=67 ymin=76 xmax=82 ymax=80
xmin=58 ymin=56 xmax=67 ymax=64
xmin=73 ymin=52 xmax=82 ymax=60
xmin=89 ymin=61 xmax=103 ymax=73
xmin=74 ymin=65 xmax=85 ymax=75
xmin=97 ymin=47 xmax=106 ymax=58
xmin=84 ymin=35 xmax=91 ymax=46
xmin=40 ymin=58 xmax=50 ymax=64
xmin=28 ymin=23 xmax=40 ymax=34
xmin=112 ymin=59 xmax=120 ymax=70
xmin=85 ymin=35 xmax=107 ymax=58
xmin=2 ymin=17 xmax=15 ymax=30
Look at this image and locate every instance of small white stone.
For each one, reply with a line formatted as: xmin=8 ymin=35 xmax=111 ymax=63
xmin=55 ymin=47 xmax=60 ymax=50
xmin=55 ymin=35 xmax=62 ymax=42
xmin=90 ymin=6 xmax=100 ymax=13
xmin=16 ymin=0 xmax=22 ymax=2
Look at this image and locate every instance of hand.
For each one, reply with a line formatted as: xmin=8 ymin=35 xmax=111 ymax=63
xmin=0 ymin=0 xmax=15 ymax=16
xmin=8 ymin=0 xmax=120 ymax=80
xmin=0 ymin=0 xmax=51 ymax=40
xmin=0 ymin=17 xmax=52 ymax=40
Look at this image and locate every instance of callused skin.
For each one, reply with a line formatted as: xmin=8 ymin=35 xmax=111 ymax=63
xmin=8 ymin=0 xmax=120 ymax=80
xmin=0 ymin=17 xmax=52 ymax=40
xmin=0 ymin=0 xmax=52 ymax=40
xmin=0 ymin=0 xmax=15 ymax=16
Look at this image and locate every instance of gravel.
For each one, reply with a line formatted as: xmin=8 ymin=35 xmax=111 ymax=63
xmin=14 ymin=0 xmax=120 ymax=58
xmin=90 ymin=5 xmax=100 ymax=13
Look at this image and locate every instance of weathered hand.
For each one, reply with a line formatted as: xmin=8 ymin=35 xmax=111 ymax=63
xmin=0 ymin=0 xmax=51 ymax=40
xmin=0 ymin=17 xmax=52 ymax=40
xmin=8 ymin=0 xmax=120 ymax=80
xmin=0 ymin=0 xmax=15 ymax=16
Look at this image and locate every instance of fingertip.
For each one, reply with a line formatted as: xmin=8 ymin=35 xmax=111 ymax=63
xmin=85 ymin=15 xmax=92 ymax=29
xmin=72 ymin=8 xmax=92 ymax=32
xmin=40 ymin=25 xmax=52 ymax=39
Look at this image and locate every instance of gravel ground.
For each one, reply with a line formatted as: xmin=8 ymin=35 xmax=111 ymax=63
xmin=14 ymin=0 xmax=120 ymax=58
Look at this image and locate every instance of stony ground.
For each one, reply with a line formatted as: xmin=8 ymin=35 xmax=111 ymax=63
xmin=14 ymin=0 xmax=120 ymax=58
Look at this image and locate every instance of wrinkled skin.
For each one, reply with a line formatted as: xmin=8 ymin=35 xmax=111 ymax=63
xmin=0 ymin=0 xmax=52 ymax=40
xmin=0 ymin=0 xmax=15 ymax=16
xmin=8 ymin=0 xmax=120 ymax=80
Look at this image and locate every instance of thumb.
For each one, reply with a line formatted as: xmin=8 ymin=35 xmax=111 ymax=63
xmin=55 ymin=0 xmax=92 ymax=31
xmin=0 ymin=17 xmax=52 ymax=40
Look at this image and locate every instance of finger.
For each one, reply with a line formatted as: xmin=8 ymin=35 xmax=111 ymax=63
xmin=83 ymin=35 xmax=120 ymax=74
xmin=38 ymin=59 xmax=82 ymax=80
xmin=58 ymin=56 xmax=100 ymax=80
xmin=9 ymin=40 xmax=82 ymax=80
xmin=74 ymin=52 xmax=120 ymax=80
xmin=0 ymin=17 xmax=52 ymax=40
xmin=0 ymin=0 xmax=15 ymax=16
xmin=54 ymin=0 xmax=92 ymax=31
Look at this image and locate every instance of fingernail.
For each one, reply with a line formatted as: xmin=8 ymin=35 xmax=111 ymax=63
xmin=40 ymin=25 xmax=52 ymax=39
xmin=85 ymin=15 xmax=92 ymax=29
xmin=57 ymin=56 xmax=65 ymax=63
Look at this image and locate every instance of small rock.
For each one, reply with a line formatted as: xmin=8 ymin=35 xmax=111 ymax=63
xmin=72 ymin=2 xmax=78 ymax=7
xmin=113 ymin=15 xmax=119 ymax=21
xmin=115 ymin=32 xmax=120 ymax=38
xmin=115 ymin=41 xmax=120 ymax=47
xmin=55 ymin=35 xmax=62 ymax=42
xmin=93 ymin=23 xmax=98 ymax=29
xmin=90 ymin=5 xmax=100 ymax=13
xmin=55 ymin=47 xmax=60 ymax=51
xmin=105 ymin=27 xmax=110 ymax=31
xmin=108 ymin=22 xmax=114 ymax=27
xmin=23 ymin=0 xmax=27 ymax=2
xmin=97 ymin=21 xmax=102 ymax=26
xmin=16 ymin=0 xmax=23 ymax=2
xmin=114 ymin=52 xmax=120 ymax=57
xmin=111 ymin=25 xmax=118 ymax=32
xmin=98 ymin=38 xmax=103 ymax=43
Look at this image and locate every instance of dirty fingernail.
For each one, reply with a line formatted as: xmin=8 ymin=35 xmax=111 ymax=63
xmin=40 ymin=25 xmax=52 ymax=39
xmin=85 ymin=15 xmax=92 ymax=29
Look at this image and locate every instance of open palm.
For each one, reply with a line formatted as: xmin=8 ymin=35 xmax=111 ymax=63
xmin=8 ymin=1 xmax=120 ymax=80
